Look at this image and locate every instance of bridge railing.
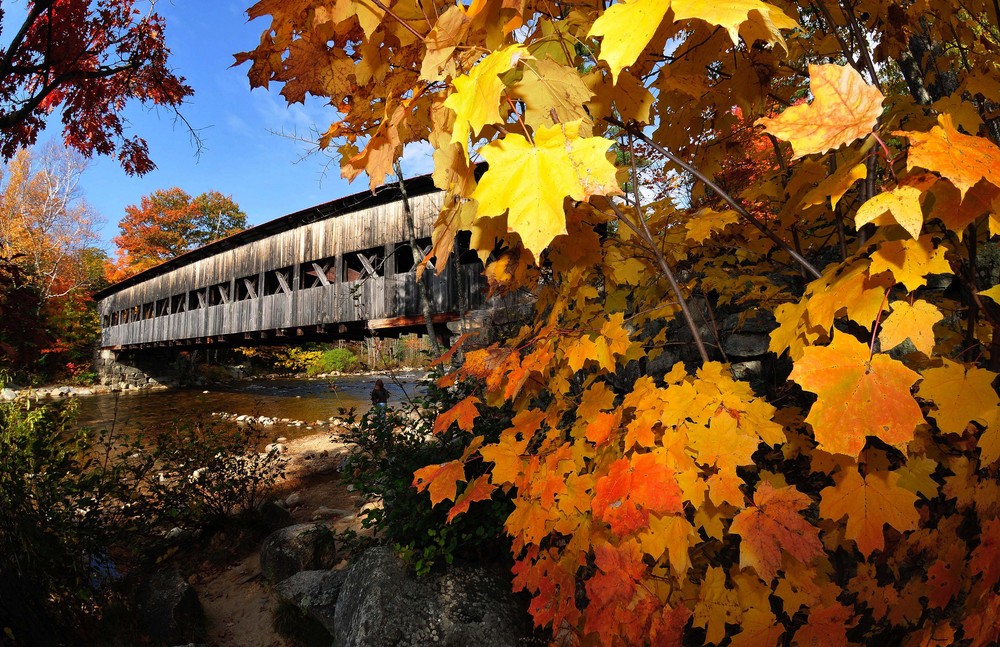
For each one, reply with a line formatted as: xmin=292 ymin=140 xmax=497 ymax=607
xmin=99 ymin=261 xmax=487 ymax=348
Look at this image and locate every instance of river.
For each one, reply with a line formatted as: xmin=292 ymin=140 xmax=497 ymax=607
xmin=72 ymin=372 xmax=426 ymax=439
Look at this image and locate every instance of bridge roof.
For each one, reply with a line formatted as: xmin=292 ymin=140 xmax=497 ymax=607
xmin=95 ymin=172 xmax=440 ymax=300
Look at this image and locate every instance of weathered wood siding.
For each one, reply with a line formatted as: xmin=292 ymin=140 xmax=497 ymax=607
xmin=98 ymin=191 xmax=487 ymax=348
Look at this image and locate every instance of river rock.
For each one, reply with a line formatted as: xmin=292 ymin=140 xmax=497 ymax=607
xmin=284 ymin=492 xmax=303 ymax=507
xmin=274 ymin=569 xmax=349 ymax=636
xmin=1 ymin=387 xmax=17 ymax=401
xmin=257 ymin=499 xmax=292 ymax=529
xmin=260 ymin=523 xmax=337 ymax=584
xmin=333 ymin=546 xmax=531 ymax=647
xmin=135 ymin=567 xmax=203 ymax=645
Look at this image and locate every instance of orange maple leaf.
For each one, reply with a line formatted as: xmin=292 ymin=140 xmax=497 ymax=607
xmin=819 ymin=468 xmax=919 ymax=557
xmin=433 ymin=395 xmax=481 ymax=435
xmin=412 ymin=460 xmax=466 ymax=506
xmin=591 ymin=451 xmax=683 ymax=535
xmin=896 ymin=114 xmax=1000 ymax=197
xmin=729 ymin=482 xmax=823 ymax=583
xmin=757 ymin=63 xmax=883 ymax=158
xmin=446 ymin=474 xmax=496 ymax=522
xmin=789 ymin=332 xmax=924 ymax=456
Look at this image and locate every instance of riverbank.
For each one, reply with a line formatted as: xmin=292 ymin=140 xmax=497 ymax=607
xmin=184 ymin=428 xmax=367 ymax=647
xmin=0 ymin=366 xmax=429 ymax=403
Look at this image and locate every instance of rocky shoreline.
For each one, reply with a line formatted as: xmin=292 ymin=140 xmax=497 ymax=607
xmin=0 ymin=366 xmax=428 ymax=403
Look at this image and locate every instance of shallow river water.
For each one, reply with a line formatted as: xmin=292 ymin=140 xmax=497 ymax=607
xmin=72 ymin=372 xmax=425 ymax=439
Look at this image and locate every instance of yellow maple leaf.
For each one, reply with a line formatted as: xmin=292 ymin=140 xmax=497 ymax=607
xmin=443 ymin=44 xmax=530 ymax=153
xmin=869 ymin=236 xmax=951 ymax=293
xmin=800 ymin=161 xmax=867 ymax=209
xmin=878 ymin=300 xmax=943 ymax=356
xmin=977 ymin=408 xmax=1000 ymax=465
xmin=979 ymin=284 xmax=1000 ymax=304
xmin=916 ymin=359 xmax=999 ymax=434
xmin=896 ymin=114 xmax=1000 ymax=197
xmin=819 ymin=468 xmax=919 ymax=557
xmin=757 ymin=63 xmax=884 ymax=158
xmin=587 ymin=0 xmax=671 ymax=83
xmin=671 ymin=0 xmax=798 ymax=51
xmin=693 ymin=566 xmax=741 ymax=645
xmin=509 ymin=58 xmax=594 ymax=130
xmin=685 ymin=207 xmax=741 ymax=243
xmin=471 ymin=120 xmax=621 ymax=257
xmin=855 ymin=186 xmax=924 ymax=239
xmin=639 ymin=514 xmax=696 ymax=577
xmin=789 ymin=332 xmax=924 ymax=457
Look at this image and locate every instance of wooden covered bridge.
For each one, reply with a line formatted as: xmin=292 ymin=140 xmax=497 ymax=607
xmin=94 ymin=175 xmax=487 ymax=351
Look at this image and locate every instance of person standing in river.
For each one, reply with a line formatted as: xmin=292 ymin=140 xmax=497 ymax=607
xmin=370 ymin=378 xmax=390 ymax=419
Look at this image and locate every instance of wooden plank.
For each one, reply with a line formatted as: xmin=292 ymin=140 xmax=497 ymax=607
xmin=368 ymin=312 xmax=459 ymax=329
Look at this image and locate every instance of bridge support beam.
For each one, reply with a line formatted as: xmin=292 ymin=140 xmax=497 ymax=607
xmin=94 ymin=347 xmax=186 ymax=391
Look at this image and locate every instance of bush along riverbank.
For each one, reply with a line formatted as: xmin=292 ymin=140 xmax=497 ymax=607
xmin=0 ymin=387 xmax=287 ymax=646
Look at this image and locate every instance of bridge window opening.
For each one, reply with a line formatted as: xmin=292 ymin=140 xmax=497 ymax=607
xmin=208 ymin=281 xmax=231 ymax=306
xmin=264 ymin=266 xmax=294 ymax=296
xmin=455 ymin=231 xmax=481 ymax=266
xmin=236 ymin=275 xmax=258 ymax=300
xmin=301 ymin=257 xmax=336 ymax=289
xmin=142 ymin=303 xmax=154 ymax=320
xmin=118 ymin=309 xmax=126 ymax=324
xmin=103 ymin=314 xmax=110 ymax=327
xmin=156 ymin=298 xmax=170 ymax=316
xmin=343 ymin=247 xmax=383 ymax=282
xmin=392 ymin=243 xmax=416 ymax=273
xmin=171 ymin=293 xmax=187 ymax=313
xmin=192 ymin=288 xmax=209 ymax=309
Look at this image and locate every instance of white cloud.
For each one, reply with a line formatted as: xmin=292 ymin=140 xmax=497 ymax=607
xmin=400 ymin=140 xmax=435 ymax=178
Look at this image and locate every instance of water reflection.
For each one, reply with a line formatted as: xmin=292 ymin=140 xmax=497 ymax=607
xmin=72 ymin=373 xmax=426 ymax=439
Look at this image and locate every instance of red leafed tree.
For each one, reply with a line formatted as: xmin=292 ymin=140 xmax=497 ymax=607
xmin=0 ymin=0 xmax=193 ymax=175
xmin=108 ymin=187 xmax=246 ymax=280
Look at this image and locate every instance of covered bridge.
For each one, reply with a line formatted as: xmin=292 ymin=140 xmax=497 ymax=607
xmin=94 ymin=174 xmax=487 ymax=351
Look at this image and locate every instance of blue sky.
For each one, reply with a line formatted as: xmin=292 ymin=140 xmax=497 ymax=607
xmin=71 ymin=1 xmax=434 ymax=249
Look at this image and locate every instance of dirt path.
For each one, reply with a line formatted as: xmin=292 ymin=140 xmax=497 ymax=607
xmin=189 ymin=431 xmax=367 ymax=647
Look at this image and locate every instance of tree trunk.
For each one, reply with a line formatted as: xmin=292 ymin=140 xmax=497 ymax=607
xmin=394 ymin=162 xmax=442 ymax=355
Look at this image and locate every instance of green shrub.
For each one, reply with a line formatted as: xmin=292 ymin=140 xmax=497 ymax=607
xmin=0 ymin=385 xmax=285 ymax=644
xmin=338 ymin=375 xmax=514 ymax=576
xmin=307 ymin=348 xmax=360 ymax=375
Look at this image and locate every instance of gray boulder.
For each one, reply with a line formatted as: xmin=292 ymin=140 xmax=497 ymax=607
xmin=260 ymin=523 xmax=337 ymax=583
xmin=135 ymin=567 xmax=203 ymax=645
xmin=334 ymin=546 xmax=531 ymax=647
xmin=274 ymin=569 xmax=349 ymax=635
xmin=1 ymin=388 xmax=17 ymax=401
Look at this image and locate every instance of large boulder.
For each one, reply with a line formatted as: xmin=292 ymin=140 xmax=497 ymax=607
xmin=135 ymin=567 xmax=203 ymax=645
xmin=274 ymin=569 xmax=348 ymax=636
xmin=260 ymin=523 xmax=337 ymax=583
xmin=334 ymin=547 xmax=531 ymax=647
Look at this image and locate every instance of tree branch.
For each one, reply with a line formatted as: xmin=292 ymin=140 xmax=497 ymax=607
xmin=607 ymin=117 xmax=822 ymax=280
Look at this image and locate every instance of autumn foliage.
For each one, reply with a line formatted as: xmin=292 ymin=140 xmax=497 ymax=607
xmin=0 ymin=0 xmax=192 ymax=174
xmin=108 ymin=188 xmax=247 ymax=280
xmin=240 ymin=1 xmax=1000 ymax=645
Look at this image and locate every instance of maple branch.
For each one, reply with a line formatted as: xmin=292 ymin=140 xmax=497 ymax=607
xmin=841 ymin=2 xmax=883 ymax=93
xmin=607 ymin=117 xmax=822 ymax=280
xmin=608 ymin=199 xmax=710 ymax=365
xmin=623 ymin=132 xmax=711 ymax=363
xmin=368 ymin=0 xmax=424 ymax=41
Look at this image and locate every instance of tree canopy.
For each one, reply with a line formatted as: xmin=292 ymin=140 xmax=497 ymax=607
xmin=108 ymin=188 xmax=247 ymax=280
xmin=239 ymin=1 xmax=1000 ymax=645
xmin=0 ymin=0 xmax=192 ymax=174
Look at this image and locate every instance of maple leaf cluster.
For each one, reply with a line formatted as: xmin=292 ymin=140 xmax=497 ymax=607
xmin=0 ymin=0 xmax=193 ymax=174
xmin=239 ymin=1 xmax=1000 ymax=645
